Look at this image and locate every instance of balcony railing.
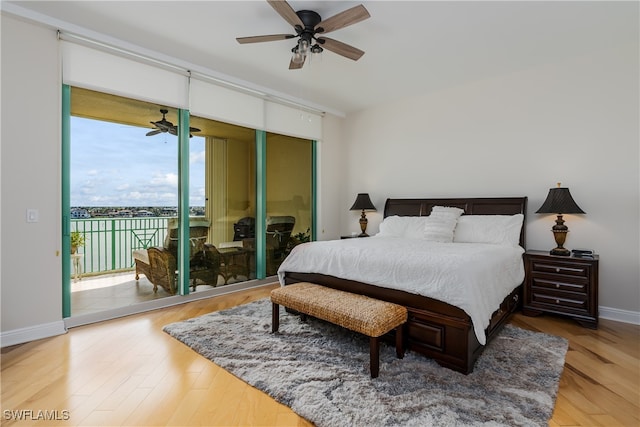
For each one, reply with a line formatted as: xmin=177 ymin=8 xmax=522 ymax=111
xmin=71 ymin=217 xmax=170 ymax=275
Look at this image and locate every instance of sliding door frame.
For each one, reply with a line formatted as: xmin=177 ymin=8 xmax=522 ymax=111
xmin=61 ymin=84 xmax=71 ymax=318
xmin=255 ymin=130 xmax=267 ymax=279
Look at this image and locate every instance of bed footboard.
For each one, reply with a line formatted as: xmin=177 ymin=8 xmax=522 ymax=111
xmin=283 ymin=272 xmax=521 ymax=374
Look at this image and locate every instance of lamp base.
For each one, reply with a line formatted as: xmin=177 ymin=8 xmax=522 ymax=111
xmin=358 ymin=211 xmax=369 ymax=237
xmin=550 ymin=247 xmax=571 ymax=256
xmin=550 ymin=216 xmax=570 ymax=257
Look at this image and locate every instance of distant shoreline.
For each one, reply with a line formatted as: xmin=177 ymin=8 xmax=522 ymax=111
xmin=71 ymin=206 xmax=205 ymax=219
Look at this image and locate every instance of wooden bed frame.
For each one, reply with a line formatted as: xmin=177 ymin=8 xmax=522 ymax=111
xmin=283 ymin=197 xmax=528 ymax=374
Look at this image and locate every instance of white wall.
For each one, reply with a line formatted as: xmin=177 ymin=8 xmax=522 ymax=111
xmin=342 ymin=43 xmax=639 ymax=316
xmin=317 ymin=113 xmax=345 ymax=241
xmin=1 ymin=15 xmax=66 ymax=338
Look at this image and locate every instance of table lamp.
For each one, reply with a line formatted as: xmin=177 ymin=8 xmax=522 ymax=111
xmin=350 ymin=193 xmax=376 ymax=237
xmin=535 ymin=183 xmax=585 ymax=256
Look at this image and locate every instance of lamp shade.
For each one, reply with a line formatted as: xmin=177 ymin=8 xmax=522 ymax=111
xmin=536 ymin=186 xmax=585 ymax=215
xmin=350 ymin=193 xmax=376 ymax=211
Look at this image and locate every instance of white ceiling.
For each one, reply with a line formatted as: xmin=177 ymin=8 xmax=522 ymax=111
xmin=4 ymin=1 xmax=637 ymax=116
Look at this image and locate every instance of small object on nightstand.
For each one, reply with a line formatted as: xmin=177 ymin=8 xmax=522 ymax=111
xmin=571 ymin=248 xmax=594 ymax=258
xmin=522 ymin=250 xmax=599 ymax=329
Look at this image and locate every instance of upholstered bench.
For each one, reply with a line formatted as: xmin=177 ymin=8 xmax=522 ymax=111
xmin=270 ymin=282 xmax=408 ymax=378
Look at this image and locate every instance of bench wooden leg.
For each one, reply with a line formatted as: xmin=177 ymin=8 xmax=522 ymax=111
xmin=272 ymin=302 xmax=279 ymax=333
xmin=395 ymin=325 xmax=405 ymax=359
xmin=369 ymin=336 xmax=380 ymax=378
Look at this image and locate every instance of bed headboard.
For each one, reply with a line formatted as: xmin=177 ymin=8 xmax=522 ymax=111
xmin=383 ymin=197 xmax=528 ymax=247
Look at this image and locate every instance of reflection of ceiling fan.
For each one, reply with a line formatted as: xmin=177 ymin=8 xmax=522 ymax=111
xmin=236 ymin=0 xmax=370 ymax=69
xmin=146 ymin=109 xmax=201 ymax=137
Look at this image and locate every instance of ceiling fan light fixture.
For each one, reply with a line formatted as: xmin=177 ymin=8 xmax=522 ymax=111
xmin=291 ymin=52 xmax=305 ymax=64
xmin=291 ymin=45 xmax=305 ymax=64
xmin=298 ymin=38 xmax=310 ymax=55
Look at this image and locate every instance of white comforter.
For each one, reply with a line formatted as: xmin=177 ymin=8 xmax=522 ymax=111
xmin=277 ymin=236 xmax=525 ymax=344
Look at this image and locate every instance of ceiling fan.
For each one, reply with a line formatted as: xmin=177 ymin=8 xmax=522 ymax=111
xmin=146 ymin=109 xmax=201 ymax=137
xmin=236 ymin=0 xmax=370 ymax=70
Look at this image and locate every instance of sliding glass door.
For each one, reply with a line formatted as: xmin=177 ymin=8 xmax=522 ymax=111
xmin=191 ymin=115 xmax=257 ymax=286
xmin=65 ymin=86 xmax=186 ymax=316
xmin=265 ymin=133 xmax=313 ymax=276
xmin=62 ymin=86 xmax=316 ymax=320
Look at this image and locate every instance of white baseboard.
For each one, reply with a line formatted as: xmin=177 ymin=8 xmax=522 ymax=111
xmin=0 ymin=321 xmax=67 ymax=348
xmin=599 ymin=305 xmax=640 ymax=325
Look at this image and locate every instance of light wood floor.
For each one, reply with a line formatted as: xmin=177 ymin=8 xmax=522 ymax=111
xmin=2 ymin=284 xmax=639 ymax=426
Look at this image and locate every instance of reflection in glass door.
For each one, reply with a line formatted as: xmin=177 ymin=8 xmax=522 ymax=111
xmin=265 ymin=132 xmax=313 ymax=276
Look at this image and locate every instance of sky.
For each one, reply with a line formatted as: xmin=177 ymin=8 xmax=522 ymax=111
xmin=71 ymin=116 xmax=205 ymax=207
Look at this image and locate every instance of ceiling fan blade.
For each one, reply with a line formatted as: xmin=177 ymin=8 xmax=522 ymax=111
xmin=146 ymin=129 xmax=162 ymax=136
xmin=169 ymin=127 xmax=178 ymax=136
xmin=236 ymin=34 xmax=296 ymax=44
xmin=315 ymin=4 xmax=370 ymax=34
xmin=189 ymin=127 xmax=201 ymax=133
xmin=317 ymin=37 xmax=364 ymax=61
xmin=267 ymin=0 xmax=304 ymax=28
xmin=289 ymin=57 xmax=305 ymax=70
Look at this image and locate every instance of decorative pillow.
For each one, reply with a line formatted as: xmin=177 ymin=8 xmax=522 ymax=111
xmin=377 ymin=215 xmax=428 ymax=239
xmin=430 ymin=205 xmax=465 ymax=218
xmin=423 ymin=215 xmax=458 ymax=242
xmin=453 ymin=214 xmax=524 ymax=246
xmin=423 ymin=206 xmax=465 ymax=242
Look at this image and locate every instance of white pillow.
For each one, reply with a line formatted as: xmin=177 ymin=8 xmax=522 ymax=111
xmin=377 ymin=216 xmax=428 ymax=239
xmin=453 ymin=214 xmax=524 ymax=246
xmin=430 ymin=205 xmax=464 ymax=219
xmin=423 ymin=216 xmax=458 ymax=242
xmin=423 ymin=206 xmax=465 ymax=242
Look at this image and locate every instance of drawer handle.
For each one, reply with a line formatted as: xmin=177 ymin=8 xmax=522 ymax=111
xmin=556 ymin=268 xmax=560 ymax=273
xmin=556 ymin=284 xmax=560 ymax=289
xmin=555 ymin=299 xmax=560 ymax=304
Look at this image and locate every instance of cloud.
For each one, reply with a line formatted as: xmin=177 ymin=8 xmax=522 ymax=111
xmin=150 ymin=172 xmax=178 ymax=187
xmin=190 ymin=150 xmax=205 ymax=164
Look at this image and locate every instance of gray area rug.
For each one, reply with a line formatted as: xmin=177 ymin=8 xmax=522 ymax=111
xmin=163 ymin=298 xmax=568 ymax=427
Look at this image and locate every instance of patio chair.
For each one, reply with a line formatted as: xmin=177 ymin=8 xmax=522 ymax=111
xmin=133 ymin=218 xmax=221 ymax=294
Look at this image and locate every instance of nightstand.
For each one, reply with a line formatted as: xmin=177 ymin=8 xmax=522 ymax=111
xmin=522 ymin=250 xmax=599 ymax=329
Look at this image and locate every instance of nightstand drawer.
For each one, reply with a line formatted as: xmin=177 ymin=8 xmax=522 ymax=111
xmin=530 ymin=291 xmax=588 ymax=311
xmin=530 ymin=276 xmax=588 ymax=294
xmin=530 ymin=261 xmax=590 ymax=278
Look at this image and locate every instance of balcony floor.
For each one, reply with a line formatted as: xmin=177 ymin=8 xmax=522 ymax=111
xmin=70 ymin=271 xmax=217 ymax=316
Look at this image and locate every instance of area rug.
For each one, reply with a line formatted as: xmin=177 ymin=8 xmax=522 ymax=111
xmin=163 ymin=298 xmax=568 ymax=427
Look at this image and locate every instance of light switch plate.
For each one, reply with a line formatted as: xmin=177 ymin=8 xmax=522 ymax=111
xmin=26 ymin=208 xmax=39 ymax=223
